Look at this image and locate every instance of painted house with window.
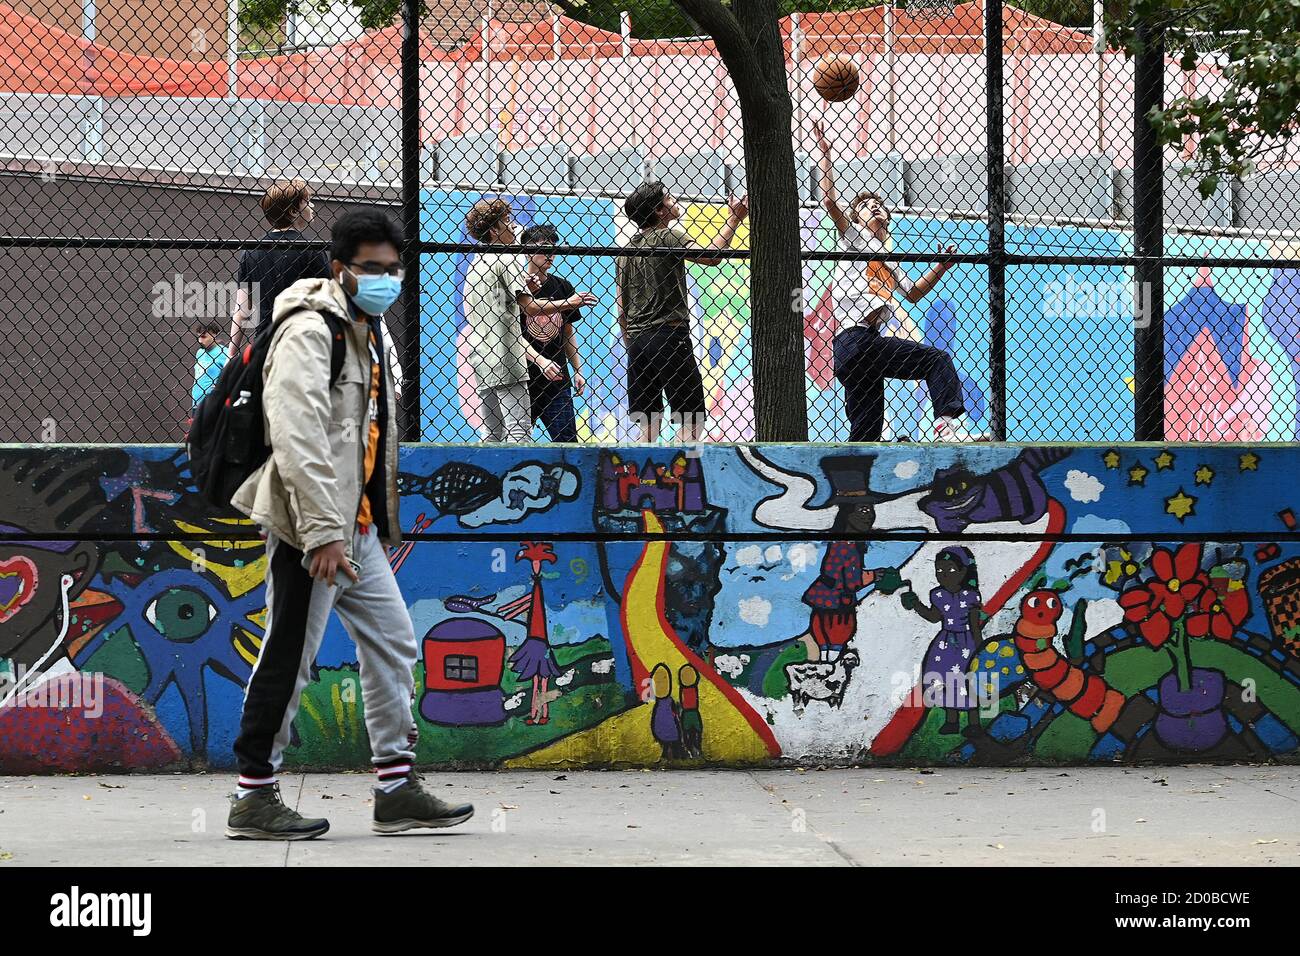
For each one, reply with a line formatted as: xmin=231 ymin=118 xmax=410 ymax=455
xmin=419 ymin=617 xmax=508 ymax=726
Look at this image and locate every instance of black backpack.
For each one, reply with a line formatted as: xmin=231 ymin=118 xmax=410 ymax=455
xmin=187 ymin=308 xmax=348 ymax=511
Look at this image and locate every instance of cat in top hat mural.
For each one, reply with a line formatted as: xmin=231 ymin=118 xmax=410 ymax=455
xmin=795 ymin=456 xmax=904 ymax=664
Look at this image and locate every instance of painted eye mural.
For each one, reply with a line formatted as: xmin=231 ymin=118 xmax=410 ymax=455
xmin=143 ymin=587 xmax=219 ymax=643
xmin=75 ymin=567 xmax=262 ymax=757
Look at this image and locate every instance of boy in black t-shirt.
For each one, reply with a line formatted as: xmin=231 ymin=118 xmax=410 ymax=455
xmin=519 ymin=223 xmax=595 ymax=442
xmin=228 ymin=179 xmax=330 ymax=359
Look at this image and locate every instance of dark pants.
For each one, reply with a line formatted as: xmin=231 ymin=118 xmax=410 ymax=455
xmin=531 ymin=385 xmax=579 ymax=442
xmin=626 ymin=325 xmax=706 ymax=419
xmin=833 ymin=326 xmax=965 ymax=442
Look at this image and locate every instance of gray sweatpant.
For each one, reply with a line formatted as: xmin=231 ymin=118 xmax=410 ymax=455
xmin=233 ymin=525 xmax=419 ymax=782
xmin=479 ymin=382 xmax=532 ymax=441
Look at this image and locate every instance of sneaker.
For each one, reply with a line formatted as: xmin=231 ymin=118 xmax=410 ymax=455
xmin=372 ymin=774 xmax=475 ymax=834
xmin=225 ymin=785 xmax=330 ymax=841
xmin=932 ymin=416 xmax=969 ymax=442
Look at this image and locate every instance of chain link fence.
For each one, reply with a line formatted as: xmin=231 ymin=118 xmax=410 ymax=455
xmin=2 ymin=0 xmax=1298 ymax=445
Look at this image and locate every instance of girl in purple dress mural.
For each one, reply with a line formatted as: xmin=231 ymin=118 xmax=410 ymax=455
xmin=901 ymin=546 xmax=985 ymax=736
xmin=510 ymin=541 xmax=563 ymax=726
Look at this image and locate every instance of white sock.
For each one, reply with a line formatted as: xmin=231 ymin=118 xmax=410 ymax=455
xmin=236 ymin=775 xmax=276 ymax=799
xmin=375 ymin=760 xmax=413 ymax=794
xmin=376 ymin=776 xmax=410 ymax=794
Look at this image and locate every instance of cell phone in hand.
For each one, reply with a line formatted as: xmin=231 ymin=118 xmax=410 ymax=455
xmin=301 ymin=552 xmax=362 ymax=591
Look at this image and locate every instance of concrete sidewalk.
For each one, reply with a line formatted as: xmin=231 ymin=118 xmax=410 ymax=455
xmin=1 ymin=767 xmax=1297 ymax=866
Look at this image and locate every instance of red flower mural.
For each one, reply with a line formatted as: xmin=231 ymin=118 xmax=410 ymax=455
xmin=1186 ymin=584 xmax=1250 ymax=640
xmin=1118 ymin=543 xmax=1210 ymax=648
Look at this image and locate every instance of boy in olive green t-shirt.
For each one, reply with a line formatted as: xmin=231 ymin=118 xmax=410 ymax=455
xmin=615 ymin=182 xmax=748 ymax=442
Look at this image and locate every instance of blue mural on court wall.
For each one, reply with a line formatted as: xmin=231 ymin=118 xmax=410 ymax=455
xmin=3 ymin=443 xmax=1300 ymax=771
xmin=416 ymin=188 xmax=1300 ymax=444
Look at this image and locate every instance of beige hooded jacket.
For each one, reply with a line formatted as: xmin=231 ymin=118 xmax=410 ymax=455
xmin=230 ymin=278 xmax=402 ymax=556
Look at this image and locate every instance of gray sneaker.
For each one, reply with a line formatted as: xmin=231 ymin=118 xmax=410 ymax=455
xmin=372 ymin=774 xmax=474 ymax=834
xmin=225 ymin=785 xmax=330 ymax=841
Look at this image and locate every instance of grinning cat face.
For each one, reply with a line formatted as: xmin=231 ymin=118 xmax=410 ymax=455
xmin=920 ymin=467 xmax=982 ymax=518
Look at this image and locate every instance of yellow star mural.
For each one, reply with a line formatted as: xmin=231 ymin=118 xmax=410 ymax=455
xmin=1240 ymin=452 xmax=1260 ymax=472
xmin=1154 ymin=450 xmax=1175 ymax=470
xmin=1102 ymin=450 xmax=1121 ymax=470
xmin=1166 ymin=488 xmax=1197 ymax=521
xmin=1128 ymin=463 xmax=1149 ymax=486
xmin=1194 ymin=465 xmax=1215 ymax=486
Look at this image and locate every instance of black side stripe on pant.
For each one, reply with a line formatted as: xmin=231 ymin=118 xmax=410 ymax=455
xmin=232 ymin=540 xmax=315 ymax=780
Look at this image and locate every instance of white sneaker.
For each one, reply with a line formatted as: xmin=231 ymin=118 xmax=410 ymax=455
xmin=932 ymin=416 xmax=969 ymax=442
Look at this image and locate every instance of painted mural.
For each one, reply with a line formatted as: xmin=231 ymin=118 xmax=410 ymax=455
xmin=418 ymin=187 xmax=1300 ymax=444
xmin=3 ymin=443 xmax=1300 ymax=772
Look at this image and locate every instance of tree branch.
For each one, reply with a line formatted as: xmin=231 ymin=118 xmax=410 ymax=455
xmin=546 ymin=0 xmax=588 ymax=20
xmin=672 ymin=0 xmax=753 ymax=72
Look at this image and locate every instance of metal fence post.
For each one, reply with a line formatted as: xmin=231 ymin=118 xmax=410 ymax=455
xmin=401 ymin=0 xmax=422 ymax=442
xmin=986 ymin=0 xmax=1007 ymax=441
xmin=1133 ymin=11 xmax=1165 ymax=442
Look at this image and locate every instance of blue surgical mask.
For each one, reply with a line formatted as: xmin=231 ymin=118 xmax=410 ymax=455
xmin=346 ymin=270 xmax=402 ymax=315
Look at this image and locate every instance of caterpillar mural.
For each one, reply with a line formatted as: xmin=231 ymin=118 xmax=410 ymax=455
xmin=2 ymin=443 xmax=1300 ymax=772
xmin=1013 ymin=589 xmax=1126 ymax=734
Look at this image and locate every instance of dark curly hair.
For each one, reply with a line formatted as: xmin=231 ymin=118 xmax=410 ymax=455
xmin=623 ymin=181 xmax=667 ymax=229
xmin=330 ymin=208 xmax=403 ymax=264
xmin=465 ymin=198 xmax=514 ymax=242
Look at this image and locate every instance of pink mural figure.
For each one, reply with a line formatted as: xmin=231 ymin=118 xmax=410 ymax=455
xmin=706 ymin=376 xmax=755 ymax=442
xmin=1167 ymin=338 xmax=1274 ymax=442
xmin=509 ymin=540 xmax=562 ymax=725
xmin=1165 ymin=274 xmax=1274 ymax=442
xmin=455 ymin=323 xmax=485 ymax=435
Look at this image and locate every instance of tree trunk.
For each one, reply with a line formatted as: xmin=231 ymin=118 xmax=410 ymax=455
xmin=735 ymin=0 xmax=806 ymax=442
xmin=674 ymin=0 xmax=809 ymax=442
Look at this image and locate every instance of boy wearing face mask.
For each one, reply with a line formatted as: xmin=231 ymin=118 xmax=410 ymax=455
xmin=813 ymin=120 xmax=967 ymax=443
xmin=226 ymin=209 xmax=475 ymax=840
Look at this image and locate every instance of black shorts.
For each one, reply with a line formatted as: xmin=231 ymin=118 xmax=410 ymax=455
xmin=626 ymin=325 xmax=706 ymax=420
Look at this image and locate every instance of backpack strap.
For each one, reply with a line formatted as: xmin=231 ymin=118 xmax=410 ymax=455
xmin=322 ymin=310 xmax=348 ymax=386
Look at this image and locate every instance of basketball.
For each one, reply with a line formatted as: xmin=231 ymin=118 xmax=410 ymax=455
xmin=814 ymin=57 xmax=860 ymax=102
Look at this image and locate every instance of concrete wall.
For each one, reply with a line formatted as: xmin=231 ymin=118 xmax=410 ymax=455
xmin=3 ymin=443 xmax=1299 ymax=772
xmin=0 ymin=171 xmax=404 ymax=443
